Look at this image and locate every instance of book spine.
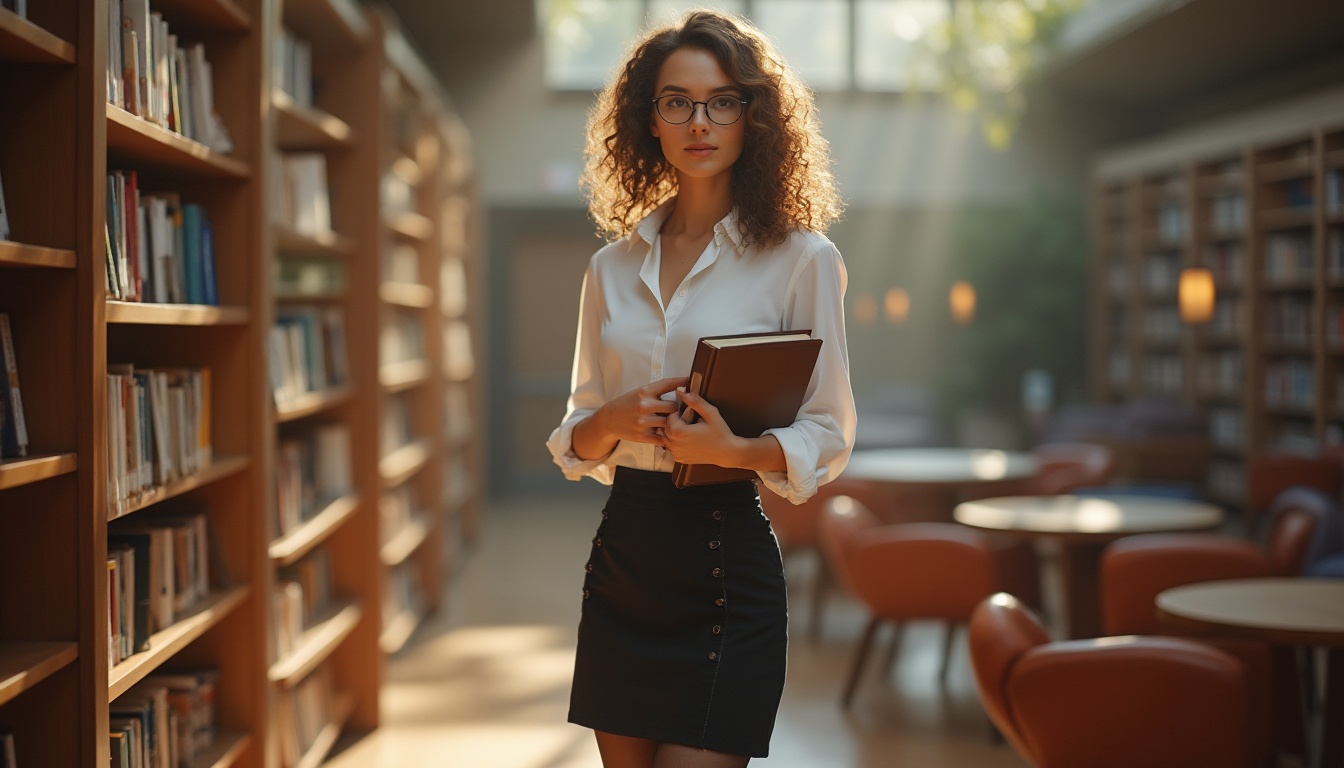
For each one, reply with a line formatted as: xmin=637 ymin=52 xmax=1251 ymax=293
xmin=0 ymin=314 xmax=27 ymax=457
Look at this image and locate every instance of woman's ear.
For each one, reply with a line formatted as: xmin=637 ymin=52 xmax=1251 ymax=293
xmin=650 ymin=112 xmax=660 ymax=137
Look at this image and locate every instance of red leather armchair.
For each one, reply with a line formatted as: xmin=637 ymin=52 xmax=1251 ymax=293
xmin=968 ymin=593 xmax=1252 ymax=768
xmin=818 ymin=496 xmax=1003 ymax=707
xmin=1245 ymin=453 xmax=1341 ymax=539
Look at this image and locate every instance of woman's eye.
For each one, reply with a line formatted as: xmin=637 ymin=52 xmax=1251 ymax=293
xmin=667 ymin=96 xmax=691 ymax=108
xmin=713 ymin=97 xmax=736 ymax=108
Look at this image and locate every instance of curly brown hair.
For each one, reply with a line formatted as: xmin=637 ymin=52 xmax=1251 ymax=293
xmin=582 ymin=10 xmax=843 ymax=248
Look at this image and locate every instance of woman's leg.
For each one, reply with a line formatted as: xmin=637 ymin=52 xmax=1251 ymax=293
xmin=595 ymin=730 xmax=657 ymax=768
xmin=652 ymin=743 xmax=750 ymax=768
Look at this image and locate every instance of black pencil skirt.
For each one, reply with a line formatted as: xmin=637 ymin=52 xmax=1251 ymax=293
xmin=568 ymin=467 xmax=789 ymax=758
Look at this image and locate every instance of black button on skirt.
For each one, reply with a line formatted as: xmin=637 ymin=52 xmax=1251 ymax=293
xmin=569 ymin=467 xmax=788 ymax=758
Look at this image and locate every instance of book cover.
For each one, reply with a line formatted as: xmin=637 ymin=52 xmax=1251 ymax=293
xmin=672 ymin=330 xmax=821 ymax=488
xmin=0 ymin=165 xmax=10 ymax=241
xmin=108 ymin=531 xmax=154 ymax=653
xmin=0 ymin=313 xmax=28 ymax=458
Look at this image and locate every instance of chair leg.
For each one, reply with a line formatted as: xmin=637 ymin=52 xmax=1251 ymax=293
xmin=841 ymin=617 xmax=881 ymax=710
xmin=881 ymin=622 xmax=904 ymax=676
xmin=809 ymin=555 xmax=832 ymax=642
xmin=938 ymin=622 xmax=959 ymax=686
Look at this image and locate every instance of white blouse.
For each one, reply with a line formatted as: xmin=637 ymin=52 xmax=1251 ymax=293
xmin=546 ymin=201 xmax=856 ymax=504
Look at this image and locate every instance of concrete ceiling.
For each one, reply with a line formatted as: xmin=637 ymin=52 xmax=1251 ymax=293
xmin=1043 ymin=0 xmax=1344 ymax=114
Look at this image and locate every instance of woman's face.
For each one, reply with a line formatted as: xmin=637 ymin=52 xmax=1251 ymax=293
xmin=650 ymin=47 xmax=746 ymax=182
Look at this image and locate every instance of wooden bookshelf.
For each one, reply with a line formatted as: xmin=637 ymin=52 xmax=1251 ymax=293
xmin=0 ymin=642 xmax=78 ymax=706
xmin=380 ymin=517 xmax=430 ymax=567
xmin=0 ymin=0 xmax=476 ymax=764
xmin=1092 ymin=86 xmax=1344 ymax=507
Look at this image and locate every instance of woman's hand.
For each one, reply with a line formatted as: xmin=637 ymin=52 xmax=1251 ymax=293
xmin=572 ymin=377 xmax=688 ymax=459
xmin=663 ymin=390 xmax=744 ymax=467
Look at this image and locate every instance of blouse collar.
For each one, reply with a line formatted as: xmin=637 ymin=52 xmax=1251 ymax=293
xmin=630 ymin=199 xmax=747 ymax=254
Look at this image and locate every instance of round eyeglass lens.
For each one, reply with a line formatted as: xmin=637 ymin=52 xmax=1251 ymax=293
xmin=657 ymin=95 xmax=744 ymax=125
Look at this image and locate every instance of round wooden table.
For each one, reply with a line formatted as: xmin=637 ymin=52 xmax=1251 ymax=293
xmin=954 ymin=494 xmax=1225 ymax=638
xmin=1158 ymin=578 xmax=1344 ymax=768
xmin=840 ymin=448 xmax=1039 ymax=522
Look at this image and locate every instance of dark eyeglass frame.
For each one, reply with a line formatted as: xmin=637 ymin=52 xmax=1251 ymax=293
xmin=650 ymin=95 xmax=750 ymax=126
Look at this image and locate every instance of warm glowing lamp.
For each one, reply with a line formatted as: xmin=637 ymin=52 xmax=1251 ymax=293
xmin=1179 ymin=267 xmax=1215 ymax=323
xmin=854 ymin=294 xmax=878 ymax=327
xmin=885 ymin=288 xmax=910 ymax=325
xmin=950 ymin=281 xmax=976 ymax=325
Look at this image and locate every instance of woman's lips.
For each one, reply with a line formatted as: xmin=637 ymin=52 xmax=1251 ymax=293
xmin=685 ymin=145 xmax=716 ymax=158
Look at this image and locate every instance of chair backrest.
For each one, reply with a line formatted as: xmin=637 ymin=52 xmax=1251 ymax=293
xmin=1100 ymin=533 xmax=1268 ymax=636
xmin=1032 ymin=442 xmax=1115 ymax=495
xmin=968 ymin=593 xmax=1052 ymax=765
xmin=1246 ymin=454 xmax=1341 ymax=531
xmin=1008 ymin=635 xmax=1250 ymax=768
xmin=848 ymin=523 xmax=1000 ymax=619
xmin=817 ymin=496 xmax=881 ymax=595
xmin=1265 ymin=486 xmax=1340 ymax=576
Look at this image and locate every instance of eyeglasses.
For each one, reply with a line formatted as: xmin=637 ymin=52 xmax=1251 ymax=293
xmin=651 ymin=94 xmax=749 ymax=126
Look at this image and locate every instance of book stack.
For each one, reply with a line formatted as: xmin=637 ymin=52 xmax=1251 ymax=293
xmin=273 ymin=29 xmax=313 ymax=107
xmin=379 ymin=485 xmax=420 ymax=549
xmin=109 ymin=671 xmax=219 ymax=768
xmin=274 ymin=256 xmax=345 ymax=299
xmin=276 ymin=665 xmax=335 ymax=767
xmin=107 ymin=508 xmax=213 ymax=665
xmin=379 ymin=311 xmax=426 ymax=367
xmin=272 ymin=153 xmax=332 ymax=238
xmin=105 ymin=365 xmax=212 ymax=516
xmin=104 ymin=174 xmax=218 ymax=304
xmin=0 ymin=314 xmax=28 ymax=459
xmin=273 ymin=549 xmax=334 ymax=662
xmin=1264 ymin=232 xmax=1315 ymax=283
xmin=104 ymin=0 xmax=232 ymax=152
xmin=269 ymin=308 xmax=350 ymax=408
xmin=382 ymin=559 xmax=424 ymax=631
xmin=273 ymin=424 xmax=352 ymax=540
xmin=380 ymin=395 xmax=411 ymax=457
xmin=0 ymin=0 xmax=27 ymax=19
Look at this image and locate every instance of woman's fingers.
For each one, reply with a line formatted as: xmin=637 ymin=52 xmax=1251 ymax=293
xmin=643 ymin=376 xmax=690 ymax=396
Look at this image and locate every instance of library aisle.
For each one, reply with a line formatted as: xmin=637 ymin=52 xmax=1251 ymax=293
xmin=326 ymin=490 xmax=1026 ymax=768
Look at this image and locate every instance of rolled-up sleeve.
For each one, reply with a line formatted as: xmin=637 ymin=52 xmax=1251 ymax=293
xmin=546 ymin=257 xmax=617 ymax=485
xmin=759 ymin=241 xmax=856 ymax=504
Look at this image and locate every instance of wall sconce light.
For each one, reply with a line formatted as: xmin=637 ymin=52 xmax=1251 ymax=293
xmin=950 ymin=281 xmax=975 ymax=325
xmin=885 ymin=288 xmax=910 ymax=325
xmin=853 ymin=294 xmax=878 ymax=327
xmin=1179 ymin=267 xmax=1215 ymax=323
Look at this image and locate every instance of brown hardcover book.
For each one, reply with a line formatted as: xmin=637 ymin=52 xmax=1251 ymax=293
xmin=672 ymin=330 xmax=822 ymax=488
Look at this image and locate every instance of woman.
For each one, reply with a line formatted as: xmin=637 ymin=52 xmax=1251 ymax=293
xmin=546 ymin=10 xmax=854 ymax=767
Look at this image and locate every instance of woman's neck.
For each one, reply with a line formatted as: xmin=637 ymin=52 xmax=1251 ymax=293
xmin=662 ymin=174 xmax=733 ymax=238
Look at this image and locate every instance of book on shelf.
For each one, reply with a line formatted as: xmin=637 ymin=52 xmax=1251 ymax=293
xmin=107 ymin=671 xmax=219 ymax=768
xmin=0 ymin=733 xmax=15 ymax=768
xmin=671 ymin=330 xmax=822 ymax=488
xmin=443 ymin=320 xmax=474 ymax=381
xmin=274 ymin=425 xmax=352 ymax=540
xmin=276 ymin=665 xmax=336 ymax=766
xmin=275 ymin=256 xmax=345 ymax=298
xmin=105 ymin=365 xmax=212 ymax=515
xmin=381 ymin=394 xmax=412 ymax=457
xmin=0 ymin=314 xmax=29 ymax=458
xmin=0 ymin=165 xmax=10 ymax=242
xmin=384 ymin=243 xmax=420 ymax=283
xmin=274 ymin=29 xmax=314 ymax=108
xmin=109 ymin=0 xmax=233 ymax=152
xmin=273 ymin=549 xmax=336 ymax=661
xmin=104 ymin=176 xmax=219 ymax=305
xmin=379 ymin=485 xmax=421 ymax=548
xmin=276 ymin=153 xmax=332 ymax=238
xmin=384 ymin=560 xmax=425 ymax=627
xmin=269 ymin=307 xmax=350 ymax=407
xmin=380 ymin=311 xmax=426 ymax=368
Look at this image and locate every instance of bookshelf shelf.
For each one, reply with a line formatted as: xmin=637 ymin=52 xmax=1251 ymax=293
xmin=150 ymin=0 xmax=251 ymax=32
xmin=268 ymin=493 xmax=360 ymax=567
xmin=275 ymin=385 xmax=352 ymax=423
xmin=1256 ymin=156 xmax=1315 ymax=182
xmin=0 ymin=642 xmax=78 ymax=707
xmin=379 ymin=439 xmax=430 ymax=488
xmin=283 ymin=0 xmax=370 ymax=51
xmin=111 ymin=455 xmax=249 ymax=521
xmin=108 ymin=585 xmax=250 ymax=701
xmin=293 ymin=692 xmax=356 ymax=768
xmin=1259 ymin=208 xmax=1315 ymax=230
xmin=378 ymin=608 xmax=423 ymax=655
xmin=106 ymin=105 xmax=251 ymax=179
xmin=380 ymin=517 xmax=430 ymax=567
xmin=273 ymin=225 xmax=356 ymax=257
xmin=0 ymin=11 xmax=75 ymax=64
xmin=385 ymin=211 xmax=433 ymax=242
xmin=191 ymin=731 xmax=251 ymax=768
xmin=379 ymin=359 xmax=431 ymax=392
xmin=0 ymin=241 xmax=77 ymax=269
xmin=273 ymin=90 xmax=355 ymax=150
xmin=105 ymin=301 xmax=251 ymax=326
xmin=0 ymin=453 xmax=77 ymax=490
xmin=268 ymin=601 xmax=362 ymax=687
xmin=379 ymin=281 xmax=435 ymax=308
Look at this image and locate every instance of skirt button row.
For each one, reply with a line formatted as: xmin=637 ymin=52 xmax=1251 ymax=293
xmin=712 ymin=625 xmax=722 ymax=635
xmin=712 ymin=567 xmax=722 ymax=578
xmin=712 ymin=510 xmax=722 ymax=520
xmin=708 ymin=540 xmax=721 ymax=550
xmin=715 ymin=598 xmax=726 ymax=607
xmin=708 ymin=651 xmax=718 ymax=661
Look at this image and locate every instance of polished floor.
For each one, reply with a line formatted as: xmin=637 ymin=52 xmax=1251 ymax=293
xmin=328 ymin=488 xmax=1029 ymax=767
